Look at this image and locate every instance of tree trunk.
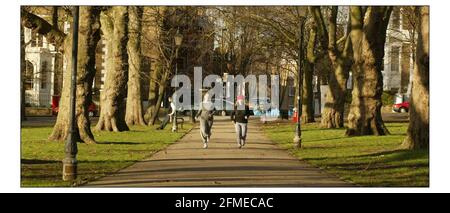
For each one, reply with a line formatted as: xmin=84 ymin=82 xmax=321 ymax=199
xmin=302 ymin=25 xmax=317 ymax=123
xmin=125 ymin=6 xmax=146 ymax=126
xmin=402 ymin=6 xmax=429 ymax=149
xmin=96 ymin=7 xmax=130 ymax=132
xmin=52 ymin=7 xmax=63 ymax=96
xmin=302 ymin=62 xmax=315 ymax=123
xmin=21 ymin=25 xmax=26 ymax=121
xmin=321 ymin=62 xmax=349 ymax=128
xmin=346 ymin=6 xmax=392 ymax=136
xmin=49 ymin=7 xmax=101 ymax=144
xmin=144 ymin=58 xmax=161 ymax=123
xmin=322 ymin=35 xmax=352 ymax=128
xmin=310 ymin=6 xmax=352 ymax=128
xmin=149 ymin=69 xmax=168 ymax=125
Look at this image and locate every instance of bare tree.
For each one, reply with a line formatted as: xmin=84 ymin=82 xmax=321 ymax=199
xmin=303 ymin=21 xmax=318 ymax=123
xmin=142 ymin=7 xmax=215 ymax=125
xmin=229 ymin=6 xmax=317 ymax=123
xmin=311 ymin=6 xmax=353 ymax=128
xmin=142 ymin=7 xmax=183 ymax=125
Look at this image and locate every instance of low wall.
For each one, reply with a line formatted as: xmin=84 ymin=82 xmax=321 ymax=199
xmin=25 ymin=107 xmax=52 ymax=116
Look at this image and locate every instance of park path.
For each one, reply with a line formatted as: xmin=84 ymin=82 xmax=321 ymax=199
xmin=86 ymin=117 xmax=352 ymax=187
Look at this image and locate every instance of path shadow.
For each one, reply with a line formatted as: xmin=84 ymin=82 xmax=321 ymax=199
xmin=167 ymin=147 xmax=284 ymax=151
xmin=322 ymin=162 xmax=429 ymax=171
xmin=141 ymin=157 xmax=295 ymax=162
xmin=305 ymin=137 xmax=348 ymax=143
xmin=103 ymin=165 xmax=319 ymax=175
xmin=96 ymin=141 xmax=145 ymax=145
xmin=303 ymin=148 xmax=428 ymax=161
xmin=21 ymin=159 xmax=60 ymax=164
xmin=353 ymin=149 xmax=429 ymax=161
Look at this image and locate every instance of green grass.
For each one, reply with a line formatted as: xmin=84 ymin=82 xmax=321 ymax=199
xmin=21 ymin=123 xmax=192 ymax=187
xmin=262 ymin=122 xmax=429 ymax=187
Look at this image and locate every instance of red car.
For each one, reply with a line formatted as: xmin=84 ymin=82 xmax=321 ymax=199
xmin=51 ymin=95 xmax=98 ymax=116
xmin=393 ymin=101 xmax=409 ymax=113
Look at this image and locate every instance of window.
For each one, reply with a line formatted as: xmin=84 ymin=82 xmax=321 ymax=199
xmin=288 ymin=84 xmax=295 ymax=97
xmin=24 ymin=61 xmax=34 ymax=90
xmin=41 ymin=61 xmax=48 ymax=89
xmin=31 ymin=33 xmax=44 ymax=47
xmin=37 ymin=34 xmax=43 ymax=47
xmin=390 ymin=46 xmax=400 ymax=73
xmin=391 ymin=8 xmax=400 ymax=29
xmin=30 ymin=33 xmax=37 ymax=47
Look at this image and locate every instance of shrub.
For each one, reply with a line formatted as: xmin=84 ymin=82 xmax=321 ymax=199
xmin=382 ymin=91 xmax=396 ymax=106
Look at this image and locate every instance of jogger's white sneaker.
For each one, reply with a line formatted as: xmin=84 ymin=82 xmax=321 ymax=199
xmin=203 ymin=143 xmax=208 ymax=149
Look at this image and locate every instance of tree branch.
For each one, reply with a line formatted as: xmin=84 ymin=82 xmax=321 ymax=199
xmin=21 ymin=8 xmax=66 ymax=46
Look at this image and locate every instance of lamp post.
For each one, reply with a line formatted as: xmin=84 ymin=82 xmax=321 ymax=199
xmin=172 ymin=30 xmax=183 ymax=132
xmin=263 ymin=51 xmax=270 ymax=124
xmin=222 ymin=72 xmax=229 ymax=113
xmin=293 ymin=12 xmax=306 ymax=149
xmin=63 ymin=6 xmax=79 ymax=181
xmin=221 ymin=28 xmax=227 ymax=76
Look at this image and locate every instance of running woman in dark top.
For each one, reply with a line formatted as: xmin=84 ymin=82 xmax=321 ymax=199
xmin=231 ymin=95 xmax=252 ymax=148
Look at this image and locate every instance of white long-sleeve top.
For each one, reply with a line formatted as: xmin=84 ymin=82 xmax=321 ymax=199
xmin=168 ymin=102 xmax=176 ymax=116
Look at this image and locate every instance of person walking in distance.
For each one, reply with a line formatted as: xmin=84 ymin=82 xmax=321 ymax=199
xmin=156 ymin=96 xmax=176 ymax=130
xmin=231 ymin=95 xmax=251 ymax=148
xmin=195 ymin=93 xmax=215 ymax=149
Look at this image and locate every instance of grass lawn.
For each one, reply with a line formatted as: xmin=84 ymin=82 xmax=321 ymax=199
xmin=21 ymin=123 xmax=192 ymax=187
xmin=262 ymin=121 xmax=429 ymax=187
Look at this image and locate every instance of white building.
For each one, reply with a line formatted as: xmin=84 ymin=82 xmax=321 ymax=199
xmin=382 ymin=7 xmax=415 ymax=94
xmin=24 ymin=27 xmax=59 ymax=107
xmin=23 ymin=17 xmax=105 ymax=108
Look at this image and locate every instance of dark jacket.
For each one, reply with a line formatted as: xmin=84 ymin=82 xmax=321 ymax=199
xmin=231 ymin=104 xmax=251 ymax=123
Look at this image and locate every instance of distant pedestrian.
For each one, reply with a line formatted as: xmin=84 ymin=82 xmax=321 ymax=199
xmin=195 ymin=93 xmax=216 ymax=149
xmin=156 ymin=96 xmax=176 ymax=130
xmin=231 ymin=95 xmax=252 ymax=148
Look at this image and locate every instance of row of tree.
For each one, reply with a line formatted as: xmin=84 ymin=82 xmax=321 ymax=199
xmin=215 ymin=6 xmax=428 ymax=149
xmin=20 ymin=6 xmax=429 ymax=149
xmin=21 ymin=6 xmax=209 ymax=144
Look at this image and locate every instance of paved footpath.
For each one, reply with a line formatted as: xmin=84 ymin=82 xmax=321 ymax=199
xmin=87 ymin=118 xmax=353 ymax=187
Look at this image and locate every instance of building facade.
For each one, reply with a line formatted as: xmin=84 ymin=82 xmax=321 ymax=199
xmin=24 ymin=26 xmax=59 ymax=107
xmin=24 ymin=19 xmax=106 ymax=108
xmin=383 ymin=7 xmax=415 ymax=94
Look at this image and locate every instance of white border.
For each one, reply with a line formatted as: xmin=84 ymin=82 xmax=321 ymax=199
xmin=2 ymin=0 xmax=449 ymax=193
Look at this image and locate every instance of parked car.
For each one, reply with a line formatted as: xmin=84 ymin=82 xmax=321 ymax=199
xmin=393 ymin=101 xmax=409 ymax=113
xmin=51 ymin=95 xmax=98 ymax=117
xmin=392 ymin=94 xmax=409 ymax=113
xmin=87 ymin=102 xmax=98 ymax=117
xmin=51 ymin=95 xmax=60 ymax=116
